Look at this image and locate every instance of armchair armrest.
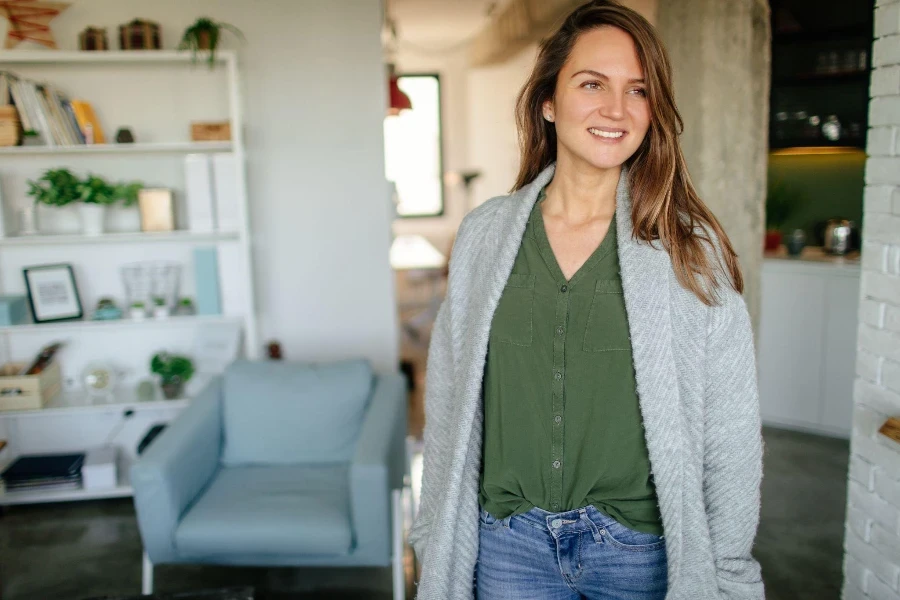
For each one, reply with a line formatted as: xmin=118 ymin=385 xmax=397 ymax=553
xmin=130 ymin=376 xmax=224 ymax=564
xmin=349 ymin=372 xmax=407 ymax=557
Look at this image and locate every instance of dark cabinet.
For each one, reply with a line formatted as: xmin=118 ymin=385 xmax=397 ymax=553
xmin=769 ymin=0 xmax=875 ymax=150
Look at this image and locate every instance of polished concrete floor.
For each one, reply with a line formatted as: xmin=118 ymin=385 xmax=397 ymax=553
xmin=0 ymin=425 xmax=850 ymax=600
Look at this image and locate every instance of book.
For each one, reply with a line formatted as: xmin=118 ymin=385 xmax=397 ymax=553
xmin=1 ymin=453 xmax=85 ymax=484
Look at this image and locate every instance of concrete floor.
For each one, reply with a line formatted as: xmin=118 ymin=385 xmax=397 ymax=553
xmin=0 ymin=425 xmax=849 ymax=600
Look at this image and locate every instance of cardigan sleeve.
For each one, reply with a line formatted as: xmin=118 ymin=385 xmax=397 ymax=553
xmin=408 ymin=297 xmax=454 ymax=566
xmin=703 ymin=285 xmax=765 ymax=600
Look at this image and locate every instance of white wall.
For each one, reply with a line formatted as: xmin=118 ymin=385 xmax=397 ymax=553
xmin=0 ymin=0 xmax=400 ymax=373
xmin=842 ymin=1 xmax=900 ymax=597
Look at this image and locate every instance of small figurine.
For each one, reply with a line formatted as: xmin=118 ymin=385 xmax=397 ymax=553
xmin=266 ymin=341 xmax=283 ymax=360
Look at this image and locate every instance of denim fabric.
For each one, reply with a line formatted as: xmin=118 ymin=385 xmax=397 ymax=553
xmin=476 ymin=504 xmax=667 ymax=600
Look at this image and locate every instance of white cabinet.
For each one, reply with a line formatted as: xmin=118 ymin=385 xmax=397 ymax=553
xmin=758 ymin=256 xmax=860 ymax=438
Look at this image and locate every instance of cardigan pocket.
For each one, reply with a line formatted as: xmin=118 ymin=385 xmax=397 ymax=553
xmin=491 ymin=273 xmax=535 ymax=347
xmin=583 ymin=279 xmax=632 ymax=352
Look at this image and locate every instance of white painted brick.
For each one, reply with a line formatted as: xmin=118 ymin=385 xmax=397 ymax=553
xmin=878 ymin=2 xmax=900 ymax=38
xmin=894 ymin=188 xmax=900 ymax=214
xmin=886 ymin=360 xmax=900 ymax=394
xmin=868 ymin=186 xmax=896 ymax=211
xmin=863 ymin=214 xmax=900 ymax=244
xmin=846 ymin=554 xmax=871 ymax=593
xmin=863 ymin=241 xmax=890 ymax=271
xmin=879 ymin=0 xmax=900 ymax=7
xmin=874 ymin=68 xmax=900 ymax=97
xmin=852 ymin=454 xmax=878 ymax=490
xmin=874 ymin=523 xmax=900 ymax=566
xmin=868 ymin=127 xmax=897 ymax=156
xmin=847 ymin=526 xmax=900 ymax=588
xmin=871 ymin=98 xmax=900 ymax=128
xmin=849 ymin=504 xmax=875 ymax=542
xmin=850 ymin=479 xmax=900 ymax=531
xmin=861 ymin=300 xmax=888 ymax=329
xmin=887 ymin=306 xmax=900 ymax=333
xmin=844 ymin=579 xmax=866 ymax=600
xmin=858 ymin=348 xmax=885 ymax=383
xmin=854 ymin=435 xmax=900 ymax=481
xmin=868 ymin=156 xmax=900 ymax=183
xmin=875 ymin=34 xmax=900 ymax=67
xmin=863 ymin=273 xmax=900 ymax=307
xmin=876 ymin=469 xmax=900 ymax=508
xmin=855 ymin=378 xmax=900 ymax=415
xmin=890 ymin=246 xmax=900 ymax=275
xmin=869 ymin=570 xmax=900 ymax=600
xmin=856 ymin=403 xmax=889 ymax=439
xmin=859 ymin=323 xmax=900 ymax=363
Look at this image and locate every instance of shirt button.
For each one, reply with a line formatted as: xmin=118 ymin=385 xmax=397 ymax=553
xmin=556 ymin=326 xmax=564 ymax=335
xmin=554 ymin=415 xmax=562 ymax=424
xmin=554 ymin=371 xmax=562 ymax=380
xmin=552 ymin=502 xmax=559 ymax=510
xmin=553 ymin=460 xmax=561 ymax=469
xmin=560 ymin=285 xmax=568 ymax=292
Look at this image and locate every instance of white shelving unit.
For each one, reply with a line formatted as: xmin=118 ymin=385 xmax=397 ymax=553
xmin=0 ymin=49 xmax=259 ymax=506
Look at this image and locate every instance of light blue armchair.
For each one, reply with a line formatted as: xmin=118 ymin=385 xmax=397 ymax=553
xmin=130 ymin=358 xmax=409 ymax=599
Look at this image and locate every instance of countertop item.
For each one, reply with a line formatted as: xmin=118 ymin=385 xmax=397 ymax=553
xmin=764 ymin=245 xmax=861 ymax=266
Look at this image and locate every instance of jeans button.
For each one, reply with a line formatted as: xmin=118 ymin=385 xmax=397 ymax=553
xmin=551 ymin=518 xmax=562 ymax=528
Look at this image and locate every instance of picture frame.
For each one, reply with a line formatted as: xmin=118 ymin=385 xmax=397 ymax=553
xmin=23 ymin=264 xmax=83 ymax=323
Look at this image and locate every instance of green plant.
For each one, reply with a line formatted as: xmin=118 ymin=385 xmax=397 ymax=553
xmin=150 ymin=352 xmax=195 ymax=384
xmin=27 ymin=168 xmax=81 ymax=207
xmin=765 ymin=177 xmax=806 ymax=231
xmin=112 ymin=181 xmax=144 ymax=207
xmin=152 ymin=296 xmax=166 ymax=307
xmin=77 ymin=175 xmax=118 ymax=205
xmin=23 ymin=130 xmax=38 ymax=136
xmin=179 ymin=297 xmax=194 ymax=307
xmin=178 ymin=17 xmax=244 ymax=68
xmin=131 ymin=301 xmax=145 ymax=309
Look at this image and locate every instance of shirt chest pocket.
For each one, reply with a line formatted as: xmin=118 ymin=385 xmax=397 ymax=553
xmin=490 ymin=273 xmax=535 ymax=347
xmin=583 ymin=279 xmax=632 ymax=352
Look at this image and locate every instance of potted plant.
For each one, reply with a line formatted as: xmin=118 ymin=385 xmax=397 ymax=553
xmin=173 ymin=296 xmax=196 ymax=316
xmin=22 ymin=130 xmax=43 ymax=146
xmin=765 ymin=178 xmax=805 ymax=252
xmin=76 ymin=174 xmax=118 ymax=236
xmin=27 ymin=167 xmax=80 ymax=207
xmin=129 ymin=300 xmax=146 ymax=320
xmin=152 ymin=295 xmax=169 ymax=319
xmin=177 ymin=17 xmax=244 ymax=68
xmin=150 ymin=352 xmax=195 ymax=399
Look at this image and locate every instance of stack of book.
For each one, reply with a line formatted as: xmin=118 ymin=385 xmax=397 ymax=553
xmin=0 ymin=453 xmax=85 ymax=494
xmin=0 ymin=71 xmax=105 ymax=147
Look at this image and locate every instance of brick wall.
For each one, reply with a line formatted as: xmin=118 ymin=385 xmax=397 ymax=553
xmin=843 ymin=1 xmax=900 ymax=598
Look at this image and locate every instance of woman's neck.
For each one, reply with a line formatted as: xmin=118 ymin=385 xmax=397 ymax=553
xmin=542 ymin=156 xmax=620 ymax=225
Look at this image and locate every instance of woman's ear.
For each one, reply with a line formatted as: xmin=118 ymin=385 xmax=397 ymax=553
xmin=542 ymin=100 xmax=555 ymax=122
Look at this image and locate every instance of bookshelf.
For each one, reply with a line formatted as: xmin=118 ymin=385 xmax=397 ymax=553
xmin=0 ymin=49 xmax=258 ymax=505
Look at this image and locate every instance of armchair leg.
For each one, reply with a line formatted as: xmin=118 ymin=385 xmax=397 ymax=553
xmin=392 ymin=488 xmax=405 ymax=600
xmin=142 ymin=551 xmax=154 ymax=595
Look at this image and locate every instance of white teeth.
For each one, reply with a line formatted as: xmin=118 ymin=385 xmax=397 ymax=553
xmin=588 ymin=128 xmax=624 ymax=139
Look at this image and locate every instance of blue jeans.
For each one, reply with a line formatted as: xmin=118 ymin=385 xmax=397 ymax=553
xmin=476 ymin=504 xmax=668 ymax=600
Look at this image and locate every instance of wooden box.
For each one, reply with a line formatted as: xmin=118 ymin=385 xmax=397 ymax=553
xmin=0 ymin=105 xmax=21 ymax=147
xmin=79 ymin=26 xmax=109 ymax=51
xmin=0 ymin=360 xmax=62 ymax=411
xmin=119 ymin=19 xmax=161 ymax=50
xmin=191 ymin=121 xmax=231 ymax=142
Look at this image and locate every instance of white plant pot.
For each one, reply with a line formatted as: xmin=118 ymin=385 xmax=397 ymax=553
xmin=79 ymin=203 xmax=106 ymax=236
xmin=153 ymin=306 xmax=170 ymax=319
xmin=129 ymin=307 xmax=146 ymax=320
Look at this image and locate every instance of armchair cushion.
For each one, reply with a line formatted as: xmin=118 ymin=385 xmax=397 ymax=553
xmin=221 ymin=358 xmax=374 ymax=465
xmin=175 ymin=463 xmax=353 ymax=558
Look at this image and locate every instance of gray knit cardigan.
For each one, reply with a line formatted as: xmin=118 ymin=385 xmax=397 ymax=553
xmin=408 ymin=163 xmax=765 ymax=600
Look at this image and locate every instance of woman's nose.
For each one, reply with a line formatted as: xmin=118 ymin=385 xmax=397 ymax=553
xmin=599 ymin=92 xmax=625 ymax=120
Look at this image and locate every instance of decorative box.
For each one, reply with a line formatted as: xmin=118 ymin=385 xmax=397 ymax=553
xmin=0 ymin=105 xmax=20 ymax=147
xmin=82 ymin=446 xmax=118 ymax=489
xmin=119 ymin=19 xmax=161 ymax=50
xmin=191 ymin=121 xmax=231 ymax=142
xmin=79 ymin=26 xmax=108 ymax=51
xmin=0 ymin=295 xmax=28 ymax=326
xmin=0 ymin=359 xmax=62 ymax=411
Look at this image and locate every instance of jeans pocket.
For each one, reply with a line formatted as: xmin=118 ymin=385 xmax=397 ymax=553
xmin=491 ymin=273 xmax=535 ymax=347
xmin=600 ymin=519 xmax=665 ymax=551
xmin=582 ymin=280 xmax=632 ymax=352
xmin=479 ymin=508 xmax=504 ymax=530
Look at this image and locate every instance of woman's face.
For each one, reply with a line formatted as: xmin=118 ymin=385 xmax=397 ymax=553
xmin=543 ymin=26 xmax=651 ymax=172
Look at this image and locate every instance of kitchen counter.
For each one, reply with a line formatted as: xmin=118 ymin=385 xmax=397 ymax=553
xmin=764 ymin=245 xmax=860 ymax=266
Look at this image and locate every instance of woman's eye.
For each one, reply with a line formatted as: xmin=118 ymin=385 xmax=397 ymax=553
xmin=582 ymin=81 xmax=601 ymax=90
xmin=630 ymin=88 xmax=647 ymax=97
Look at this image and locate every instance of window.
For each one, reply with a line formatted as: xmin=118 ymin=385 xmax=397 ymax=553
xmin=383 ymin=74 xmax=445 ymax=218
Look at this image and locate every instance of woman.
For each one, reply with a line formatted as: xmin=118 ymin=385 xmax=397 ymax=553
xmin=408 ymin=1 xmax=764 ymax=599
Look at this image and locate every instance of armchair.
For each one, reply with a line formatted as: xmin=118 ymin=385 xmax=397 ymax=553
xmin=130 ymin=358 xmax=408 ymax=599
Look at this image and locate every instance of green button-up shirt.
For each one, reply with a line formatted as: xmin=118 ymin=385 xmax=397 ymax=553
xmin=479 ymin=187 xmax=664 ymax=535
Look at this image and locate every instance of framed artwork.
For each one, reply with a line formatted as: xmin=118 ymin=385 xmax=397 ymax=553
xmin=23 ymin=263 xmax=83 ymax=323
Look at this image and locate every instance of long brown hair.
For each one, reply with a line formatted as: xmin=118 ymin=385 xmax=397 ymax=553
xmin=512 ymin=0 xmax=743 ymax=306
